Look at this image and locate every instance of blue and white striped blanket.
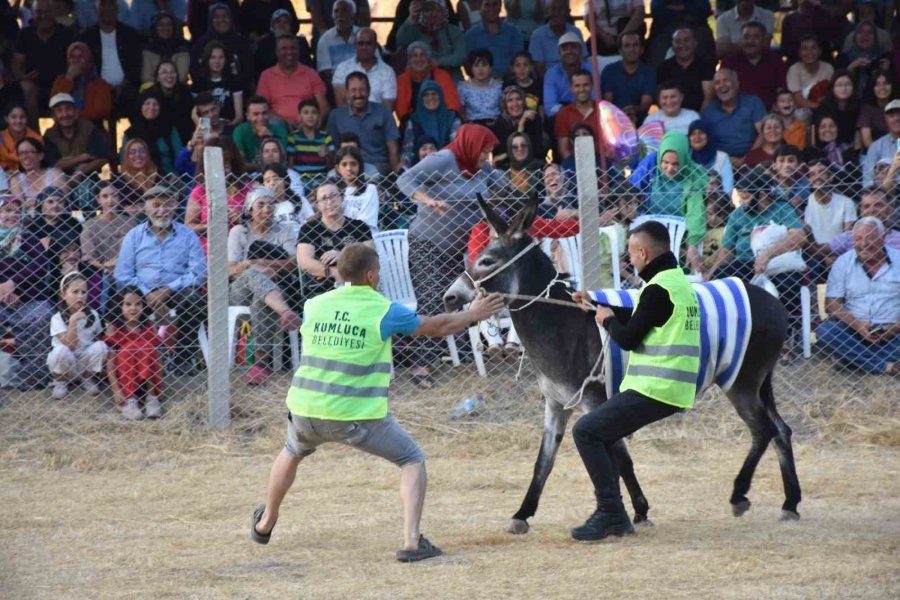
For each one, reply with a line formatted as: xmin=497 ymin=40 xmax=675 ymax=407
xmin=588 ymin=278 xmax=752 ymax=400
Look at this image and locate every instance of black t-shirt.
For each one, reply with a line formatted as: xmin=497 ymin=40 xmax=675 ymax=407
xmin=25 ymin=215 xmax=82 ymax=250
xmin=296 ymin=217 xmax=373 ymax=294
xmin=13 ymin=25 xmax=75 ymax=88
xmin=191 ymin=75 xmax=244 ymax=121
xmin=657 ymin=57 xmax=715 ymax=114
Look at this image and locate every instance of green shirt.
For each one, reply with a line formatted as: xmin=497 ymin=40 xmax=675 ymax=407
xmin=231 ymin=121 xmax=291 ymax=165
xmin=722 ymin=201 xmax=801 ymax=262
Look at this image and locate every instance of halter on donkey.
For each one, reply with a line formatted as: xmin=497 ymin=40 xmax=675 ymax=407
xmin=443 ymin=193 xmax=802 ymax=535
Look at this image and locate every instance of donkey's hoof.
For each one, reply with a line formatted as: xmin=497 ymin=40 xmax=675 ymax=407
xmin=731 ymin=499 xmax=752 ymax=517
xmin=507 ymin=519 xmax=530 ymax=534
xmin=633 ymin=515 xmax=654 ymax=527
xmin=779 ymin=510 xmax=800 ymax=522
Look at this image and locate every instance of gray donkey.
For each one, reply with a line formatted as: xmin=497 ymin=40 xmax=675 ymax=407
xmin=443 ymin=193 xmax=801 ymax=535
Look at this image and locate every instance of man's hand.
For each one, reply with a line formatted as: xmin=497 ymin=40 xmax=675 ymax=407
xmin=594 ymin=305 xmax=614 ymax=325
xmin=253 ymin=123 xmax=273 ymax=139
xmin=571 ymin=291 xmax=594 ymax=312
xmin=103 ymin=258 xmax=117 ymax=273
xmin=753 ymin=251 xmax=770 ymax=274
xmin=427 ymin=199 xmax=450 ymax=216
xmin=0 ymin=280 xmax=15 ymax=303
xmin=145 ymin=287 xmax=173 ymax=311
xmin=468 ymin=291 xmax=505 ymax=321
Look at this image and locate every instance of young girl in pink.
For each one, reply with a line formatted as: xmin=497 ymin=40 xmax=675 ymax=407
xmin=105 ymin=286 xmax=164 ymax=420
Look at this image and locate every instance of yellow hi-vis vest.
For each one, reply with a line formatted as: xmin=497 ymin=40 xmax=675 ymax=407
xmin=619 ymin=268 xmax=701 ymax=409
xmin=286 ymin=284 xmax=393 ymax=420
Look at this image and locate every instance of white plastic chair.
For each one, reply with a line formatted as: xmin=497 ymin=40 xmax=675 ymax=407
xmin=198 ymin=306 xmax=301 ymax=371
xmin=373 ymin=230 xmax=460 ymax=369
xmin=800 ymin=285 xmax=811 ymax=359
xmin=599 ymin=226 xmax=622 ymax=290
xmin=631 ymin=214 xmax=687 ymax=260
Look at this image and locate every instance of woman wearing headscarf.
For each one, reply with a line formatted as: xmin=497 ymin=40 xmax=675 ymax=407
xmin=187 ymin=0 xmax=239 ymax=41
xmin=140 ymin=11 xmax=191 ymax=85
xmin=118 ymin=138 xmax=160 ymax=197
xmin=396 ymin=0 xmax=467 ymax=80
xmin=24 ymin=186 xmax=82 ymax=253
xmin=505 ymin=131 xmax=543 ymax=198
xmin=401 ymin=81 xmax=461 ymax=167
xmin=50 ymin=42 xmax=112 ymax=123
xmin=490 ymin=85 xmax=544 ymax=168
xmin=237 ymin=0 xmax=298 ymax=39
xmin=397 ymin=123 xmax=503 ymax=388
xmin=121 ymin=90 xmax=183 ymax=174
xmin=687 ymin=119 xmax=733 ymax=194
xmin=395 ymin=41 xmax=463 ymax=121
xmin=253 ymin=8 xmax=313 ymax=72
xmin=189 ymin=2 xmax=254 ymax=87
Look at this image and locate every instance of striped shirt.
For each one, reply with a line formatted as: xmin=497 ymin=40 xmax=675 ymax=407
xmin=288 ymin=129 xmax=333 ymax=178
xmin=589 ymin=278 xmax=752 ymax=400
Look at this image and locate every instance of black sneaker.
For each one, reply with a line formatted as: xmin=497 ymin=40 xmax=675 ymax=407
xmin=571 ymin=507 xmax=635 ymax=541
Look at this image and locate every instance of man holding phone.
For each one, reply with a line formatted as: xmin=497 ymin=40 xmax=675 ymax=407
xmin=862 ymin=100 xmax=900 ymax=186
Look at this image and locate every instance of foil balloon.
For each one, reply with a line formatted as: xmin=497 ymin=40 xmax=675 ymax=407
xmin=596 ymin=101 xmax=666 ymax=167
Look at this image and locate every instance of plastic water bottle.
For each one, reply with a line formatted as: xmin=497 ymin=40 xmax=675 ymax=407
xmin=450 ymin=394 xmax=484 ymax=419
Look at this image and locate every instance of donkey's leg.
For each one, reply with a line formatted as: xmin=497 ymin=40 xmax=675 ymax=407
xmin=610 ymin=439 xmax=652 ymax=525
xmin=509 ymin=398 xmax=571 ymax=534
xmin=726 ymin=385 xmax=778 ymax=517
xmin=759 ymin=374 xmax=802 ymax=520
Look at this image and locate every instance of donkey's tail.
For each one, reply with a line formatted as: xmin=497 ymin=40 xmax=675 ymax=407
xmin=759 ymin=371 xmax=788 ymax=433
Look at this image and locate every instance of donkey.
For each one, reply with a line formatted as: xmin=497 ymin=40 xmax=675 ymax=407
xmin=443 ymin=194 xmax=802 ymax=535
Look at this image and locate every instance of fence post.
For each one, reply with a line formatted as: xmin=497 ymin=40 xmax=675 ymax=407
xmin=204 ymin=147 xmax=230 ymax=428
xmin=574 ymin=136 xmax=602 ymax=291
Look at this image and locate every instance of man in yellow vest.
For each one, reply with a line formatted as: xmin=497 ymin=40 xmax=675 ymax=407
xmin=251 ymin=243 xmax=505 ymax=561
xmin=571 ymin=221 xmax=701 ymax=541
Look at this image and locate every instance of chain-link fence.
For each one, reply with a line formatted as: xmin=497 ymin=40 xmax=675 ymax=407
xmin=0 ymin=147 xmax=897 ymax=445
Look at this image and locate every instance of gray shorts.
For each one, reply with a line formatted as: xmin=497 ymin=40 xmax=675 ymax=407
xmin=284 ymin=412 xmax=426 ymax=467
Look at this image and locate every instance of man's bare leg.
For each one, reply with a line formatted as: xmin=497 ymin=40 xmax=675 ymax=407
xmin=399 ymin=462 xmax=426 ymax=550
xmin=256 ymin=449 xmax=304 ymax=535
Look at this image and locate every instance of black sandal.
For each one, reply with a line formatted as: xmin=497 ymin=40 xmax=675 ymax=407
xmin=410 ymin=373 xmax=434 ymax=389
xmin=251 ymin=505 xmax=275 ymax=545
xmin=396 ymin=535 xmax=443 ymax=562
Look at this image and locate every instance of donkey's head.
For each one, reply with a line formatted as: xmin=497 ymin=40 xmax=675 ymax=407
xmin=444 ymin=192 xmax=558 ymax=311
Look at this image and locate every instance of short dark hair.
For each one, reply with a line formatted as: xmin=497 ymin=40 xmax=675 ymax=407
xmin=465 ymin=49 xmax=493 ymax=77
xmin=339 ymin=132 xmax=361 ymax=146
xmin=799 ymin=33 xmax=821 ymax=47
xmin=194 ymin=91 xmax=215 ymax=107
xmin=859 ymin=185 xmax=888 ymax=202
xmin=246 ymin=95 xmax=269 ymax=109
xmin=338 ymin=243 xmax=380 ymax=283
xmin=630 ymin=221 xmax=670 ymax=254
xmin=657 ymin=80 xmax=683 ymax=96
xmin=741 ymin=21 xmax=767 ymax=35
xmin=345 ymin=71 xmax=370 ymax=90
xmin=774 ymin=144 xmax=801 ymax=160
xmin=570 ymin=68 xmax=592 ymax=83
xmin=511 ymin=50 xmax=533 ymax=64
xmin=618 ymin=31 xmax=643 ymax=48
xmin=298 ymin=98 xmax=319 ymax=112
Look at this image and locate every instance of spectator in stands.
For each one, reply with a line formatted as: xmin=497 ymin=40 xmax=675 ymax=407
xmin=658 ymin=27 xmax=715 ymax=113
xmin=813 ymin=71 xmax=862 ymax=147
xmin=458 ymin=0 xmax=482 ymax=30
xmin=316 ymin=0 xmax=360 ymax=84
xmin=529 ymin=0 xmax=585 ymax=78
xmin=115 ymin=185 xmax=207 ymax=371
xmin=254 ymin=9 xmax=313 ymax=74
xmin=49 ymin=42 xmax=112 ymax=123
xmin=288 ymin=99 xmax=334 ymax=184
xmin=862 ymin=99 xmax=900 ymax=185
xmin=504 ymin=51 xmax=542 ymax=112
xmin=555 ymin=69 xmax=601 ymax=160
xmin=505 ymin=131 xmax=542 ymax=198
xmin=43 ymin=93 xmax=110 ymax=179
xmin=187 ymin=0 xmax=239 ymax=41
xmin=538 ymin=162 xmax=576 ymax=219
xmin=827 ymin=186 xmax=900 ymax=258
xmin=0 ymin=194 xmax=55 ymax=390
xmin=715 ymin=0 xmax=774 ymax=58
xmin=858 ymin=69 xmax=898 ymax=149
xmin=257 ymin=35 xmax=329 ymax=128
xmin=787 ymin=34 xmax=834 ymax=112
xmin=464 ymin=0 xmax=523 ymax=77
xmin=780 ymin=0 xmax=841 ymax=65
xmin=804 ymin=160 xmax=858 ymax=244
xmin=701 ymin=69 xmax=766 ymax=162
xmin=118 ymin=138 xmax=160 ymax=197
xmin=332 ymin=28 xmax=397 ymax=110
xmin=396 ymin=124 xmax=502 ymax=387
xmin=583 ymin=0 xmax=644 ymax=57
xmin=401 ymin=82 xmax=461 ymax=168
xmin=327 ymin=132 xmax=382 ymax=180
xmin=232 ymin=96 xmax=291 ymax=170
xmin=262 ymin=163 xmax=316 ymax=227
xmin=504 ymin=0 xmax=543 ymax=43
xmin=12 ymin=0 xmax=75 ymax=126
xmin=190 ymin=40 xmax=245 ymax=126
xmin=802 ymin=113 xmax=858 ymax=167
xmin=189 ymin=3 xmax=254 ymax=88
xmin=333 ymin=146 xmax=380 ymax=231
xmin=8 ymin=137 xmax=66 ymax=214
xmin=560 ymin=124 xmax=616 ymax=182
xmin=817 ymin=217 xmax=900 ymax=375
xmin=308 ymin=0 xmax=371 ymax=38
xmin=413 ymin=136 xmax=439 ymax=163
xmin=327 ymin=72 xmax=401 ymax=174
xmin=771 ymin=144 xmax=810 ymax=209
xmin=0 ymin=104 xmax=41 ymax=174
xmin=395 ymin=42 xmax=462 ymax=123
xmin=600 ymin=33 xmax=655 ymax=122
xmin=490 ymin=85 xmax=543 ymax=168
xmin=646 ymin=0 xmax=714 ymax=69
xmin=721 ymin=21 xmax=787 ymax=110
xmin=701 ymin=192 xmax=733 ymax=274
xmin=238 ymin=0 xmax=297 ymax=39
xmin=227 ymin=186 xmax=301 ymax=385
xmin=296 ymin=180 xmax=373 ymax=299
xmin=122 ymin=90 xmax=182 ymax=175
xmin=772 ymin=89 xmax=807 ymax=149
xmin=396 ymin=0 xmax=466 ymax=80
xmin=150 ymin=60 xmax=194 ymax=145
xmin=643 ymin=81 xmax=701 ymax=135
xmin=544 ymin=32 xmax=593 ymax=118
xmin=742 ymin=114 xmax=785 ymax=169
xmin=26 ymin=186 xmax=82 ymax=251
xmin=873 ymin=156 xmax=900 ymax=193
xmin=837 ymin=20 xmax=888 ymax=97
xmin=255 ymin=137 xmax=307 ymax=200
xmin=140 ymin=11 xmax=191 ymax=85
xmin=173 ymin=94 xmax=224 ymax=177
xmin=457 ymin=49 xmax=502 ymax=124
xmin=81 ymin=183 xmax=136 ymax=283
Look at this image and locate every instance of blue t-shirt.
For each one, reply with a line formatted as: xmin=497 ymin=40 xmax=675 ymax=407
xmin=464 ymin=22 xmax=524 ymax=77
xmin=701 ymin=94 xmax=766 ymax=157
xmin=379 ymin=303 xmax=421 ymax=341
xmin=600 ymin=62 xmax=656 ymax=111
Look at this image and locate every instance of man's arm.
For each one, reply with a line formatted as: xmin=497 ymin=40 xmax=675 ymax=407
xmin=600 ymin=284 xmax=673 ymax=351
xmin=387 ymin=139 xmax=401 ymax=172
xmin=412 ymin=292 xmax=505 ymax=337
xmin=825 ymin=297 xmax=874 ymax=338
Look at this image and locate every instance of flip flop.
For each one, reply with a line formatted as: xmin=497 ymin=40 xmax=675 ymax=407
xmin=396 ymin=535 xmax=443 ymax=563
xmin=251 ymin=505 xmax=275 ymax=545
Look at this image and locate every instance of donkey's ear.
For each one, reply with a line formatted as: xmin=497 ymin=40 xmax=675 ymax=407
xmin=509 ymin=191 xmax=538 ymax=236
xmin=476 ymin=192 xmax=508 ymax=236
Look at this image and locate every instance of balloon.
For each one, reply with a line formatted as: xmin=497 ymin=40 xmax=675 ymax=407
xmin=596 ymin=101 xmax=666 ymax=168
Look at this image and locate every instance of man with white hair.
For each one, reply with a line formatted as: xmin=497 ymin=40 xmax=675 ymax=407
xmin=331 ymin=27 xmax=397 ymax=110
xmin=315 ymin=0 xmax=360 ymax=84
xmin=817 ymin=217 xmax=900 ymax=376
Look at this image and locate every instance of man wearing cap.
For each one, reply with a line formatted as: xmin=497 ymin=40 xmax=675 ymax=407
xmin=862 ymin=99 xmax=900 ymax=186
xmin=43 ymin=93 xmax=111 ymax=178
xmin=543 ymin=31 xmax=593 ymax=118
xmin=115 ymin=185 xmax=207 ymax=368
xmin=227 ymin=186 xmax=301 ymax=385
xmin=529 ymin=0 xmax=586 ymax=78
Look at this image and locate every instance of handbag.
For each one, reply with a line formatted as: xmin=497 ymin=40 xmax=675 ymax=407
xmin=750 ymin=222 xmax=806 ymax=275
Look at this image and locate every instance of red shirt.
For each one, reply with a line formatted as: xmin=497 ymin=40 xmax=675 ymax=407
xmin=553 ymin=103 xmax=602 ymax=155
xmin=720 ymin=50 xmax=787 ymax=110
xmin=256 ymin=64 xmax=326 ymax=125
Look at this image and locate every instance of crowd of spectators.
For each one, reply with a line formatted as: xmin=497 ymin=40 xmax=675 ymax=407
xmin=0 ymin=0 xmax=897 ymax=410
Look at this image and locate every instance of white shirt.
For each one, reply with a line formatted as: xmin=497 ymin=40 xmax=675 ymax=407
xmin=316 ymin=26 xmax=360 ymax=73
xmin=342 ymin=183 xmax=379 ymax=232
xmin=50 ymin=309 xmax=102 ymax=351
xmin=642 ymin=108 xmax=701 ymax=135
xmin=99 ymin=29 xmax=125 ymax=86
xmin=715 ymin=6 xmax=775 ymax=44
xmin=332 ymin=56 xmax=397 ymax=103
xmin=804 ymin=192 xmax=857 ymax=244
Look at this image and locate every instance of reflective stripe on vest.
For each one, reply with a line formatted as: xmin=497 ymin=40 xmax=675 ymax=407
xmin=286 ymin=285 xmax=394 ymax=421
xmin=619 ymin=268 xmax=701 ymax=409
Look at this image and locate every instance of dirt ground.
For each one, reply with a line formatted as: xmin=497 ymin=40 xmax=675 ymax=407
xmin=2 ymin=405 xmax=899 ymax=600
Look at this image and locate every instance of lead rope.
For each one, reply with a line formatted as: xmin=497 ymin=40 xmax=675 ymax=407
xmin=563 ymin=333 xmax=609 ymax=411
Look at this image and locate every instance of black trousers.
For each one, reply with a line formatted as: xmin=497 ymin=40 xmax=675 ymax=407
xmin=572 ymin=390 xmax=680 ymax=508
